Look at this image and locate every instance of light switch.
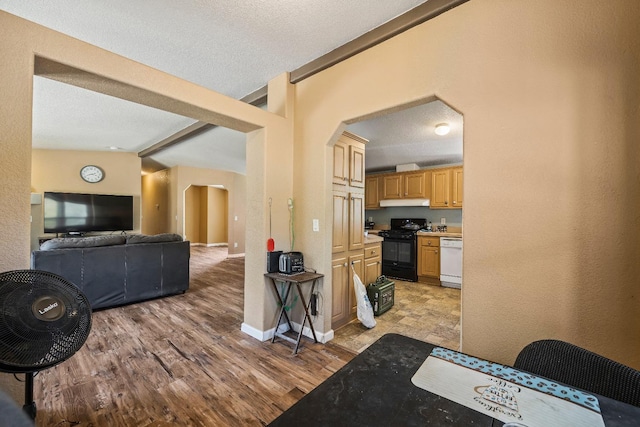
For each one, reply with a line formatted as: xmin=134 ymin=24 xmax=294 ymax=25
xmin=313 ymin=219 xmax=319 ymax=232
xmin=440 ymin=218 xmax=446 ymax=225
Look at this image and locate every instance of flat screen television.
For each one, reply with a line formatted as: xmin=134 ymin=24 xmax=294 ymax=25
xmin=44 ymin=192 xmax=134 ymax=234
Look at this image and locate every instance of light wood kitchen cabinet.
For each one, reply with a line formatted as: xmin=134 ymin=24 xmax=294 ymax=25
xmin=364 ymin=242 xmax=382 ymax=285
xmin=333 ymin=131 xmax=366 ymax=188
xmin=331 ymin=251 xmax=366 ymax=330
xmin=431 ymin=169 xmax=450 ymax=208
xmin=381 ymin=174 xmax=403 ymax=199
xmin=333 ymin=191 xmax=364 ymax=253
xmin=375 ymin=169 xmax=431 ymax=201
xmin=348 ymin=193 xmax=365 ymax=251
xmin=365 ymin=176 xmax=380 ymax=209
xmin=332 ymin=191 xmax=348 ymax=253
xmin=332 ymin=131 xmax=368 ymax=330
xmin=451 ymin=167 xmax=463 ymax=208
xmin=349 ymin=252 xmax=365 ymax=317
xmin=404 ymin=170 xmax=430 ymax=198
xmin=430 ymin=167 xmax=463 ymax=209
xmin=418 ymin=236 xmax=440 ymax=284
xmin=331 ymin=255 xmax=350 ymax=328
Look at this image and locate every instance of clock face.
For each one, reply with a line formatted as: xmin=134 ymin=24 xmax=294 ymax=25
xmin=80 ymin=165 xmax=104 ymax=183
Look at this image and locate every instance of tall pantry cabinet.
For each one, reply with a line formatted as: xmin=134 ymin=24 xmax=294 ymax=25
xmin=332 ymin=131 xmax=367 ymax=330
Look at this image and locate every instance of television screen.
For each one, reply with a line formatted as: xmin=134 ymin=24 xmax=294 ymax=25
xmin=44 ymin=192 xmax=134 ymax=234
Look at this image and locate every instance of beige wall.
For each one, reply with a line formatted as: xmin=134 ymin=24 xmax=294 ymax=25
xmin=30 ymin=149 xmax=142 ymax=248
xmin=293 ymin=0 xmax=640 ymax=366
xmin=184 ymin=185 xmax=201 ymax=243
xmin=141 ymin=170 xmax=170 ymax=235
xmin=207 ymin=187 xmax=228 ymax=244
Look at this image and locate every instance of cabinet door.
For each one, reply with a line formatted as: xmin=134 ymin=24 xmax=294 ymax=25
xmin=349 ymin=144 xmax=365 ymax=188
xmin=451 ymin=167 xmax=463 ymax=208
xmin=331 ymin=256 xmax=349 ymax=328
xmin=349 ymin=253 xmax=365 ymax=317
xmin=364 ymin=253 xmax=381 ymax=286
xmin=365 ymin=176 xmax=380 ymax=209
xmin=418 ymin=237 xmax=440 ymax=278
xmin=404 ymin=171 xmax=428 ymax=198
xmin=382 ymin=174 xmax=403 ymax=199
xmin=348 ymin=193 xmax=365 ymax=251
xmin=332 ymin=140 xmax=348 ymax=186
xmin=332 ymin=191 xmax=349 ymax=253
xmin=431 ymin=169 xmax=450 ymax=208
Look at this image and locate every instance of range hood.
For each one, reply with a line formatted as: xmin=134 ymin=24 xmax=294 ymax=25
xmin=379 ymin=198 xmax=430 ymax=207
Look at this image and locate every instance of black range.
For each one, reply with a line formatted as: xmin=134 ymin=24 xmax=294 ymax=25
xmin=378 ymin=218 xmax=427 ymax=282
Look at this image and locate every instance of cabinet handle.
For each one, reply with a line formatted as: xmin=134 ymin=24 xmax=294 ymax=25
xmin=453 ymin=201 xmax=456 ymax=204
xmin=343 ymin=263 xmax=347 ymax=267
xmin=445 ymin=201 xmax=448 ymax=205
xmin=435 ymin=250 xmax=438 ymax=254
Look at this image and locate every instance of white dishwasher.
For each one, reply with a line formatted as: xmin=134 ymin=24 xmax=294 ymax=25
xmin=440 ymin=238 xmax=462 ymax=289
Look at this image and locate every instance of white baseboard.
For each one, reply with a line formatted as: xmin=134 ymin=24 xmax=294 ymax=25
xmin=241 ymin=322 xmax=333 ymax=344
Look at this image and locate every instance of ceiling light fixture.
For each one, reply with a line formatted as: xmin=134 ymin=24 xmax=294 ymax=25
xmin=434 ymin=123 xmax=450 ymax=136
xmin=108 ymin=146 xmax=121 ymax=150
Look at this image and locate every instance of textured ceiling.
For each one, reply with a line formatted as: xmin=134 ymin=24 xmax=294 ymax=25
xmin=2 ymin=0 xmax=462 ymax=174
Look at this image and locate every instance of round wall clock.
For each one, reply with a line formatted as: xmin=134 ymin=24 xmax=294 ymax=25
xmin=80 ymin=165 xmax=104 ymax=183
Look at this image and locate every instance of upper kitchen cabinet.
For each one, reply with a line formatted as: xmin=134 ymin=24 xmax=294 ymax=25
xmin=333 ymin=131 xmax=366 ymax=188
xmin=381 ymin=174 xmax=403 ymax=199
xmin=451 ymin=167 xmax=463 ymax=208
xmin=404 ymin=170 xmax=430 ymax=198
xmin=430 ymin=166 xmax=463 ymax=209
xmin=379 ymin=169 xmax=430 ymax=200
xmin=365 ymin=176 xmax=380 ymax=209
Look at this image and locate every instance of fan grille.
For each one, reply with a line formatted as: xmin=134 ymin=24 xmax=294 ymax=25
xmin=0 ymin=270 xmax=92 ymax=372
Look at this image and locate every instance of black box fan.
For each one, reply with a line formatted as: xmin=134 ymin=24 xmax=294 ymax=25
xmin=0 ymin=270 xmax=92 ymax=419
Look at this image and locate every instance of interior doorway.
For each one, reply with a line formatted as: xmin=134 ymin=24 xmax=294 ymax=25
xmin=184 ymin=185 xmax=229 ymax=246
xmin=330 ymin=97 xmax=464 ymax=353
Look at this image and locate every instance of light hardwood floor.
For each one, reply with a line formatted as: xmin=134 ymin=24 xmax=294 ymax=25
xmin=30 ymin=246 xmax=460 ymax=426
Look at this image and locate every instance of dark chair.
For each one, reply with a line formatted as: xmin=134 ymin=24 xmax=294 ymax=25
xmin=514 ymin=339 xmax=640 ymax=407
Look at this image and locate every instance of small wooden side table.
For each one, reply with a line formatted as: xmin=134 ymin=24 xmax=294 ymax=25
xmin=265 ymin=271 xmax=322 ymax=354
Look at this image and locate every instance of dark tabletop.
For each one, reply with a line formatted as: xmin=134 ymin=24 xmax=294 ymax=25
xmin=268 ymin=333 xmax=640 ymax=427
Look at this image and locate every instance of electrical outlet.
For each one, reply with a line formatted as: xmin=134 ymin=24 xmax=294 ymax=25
xmin=312 ymin=219 xmax=319 ymax=232
xmin=234 ymin=242 xmax=238 ymax=248
xmin=440 ymin=218 xmax=446 ymax=225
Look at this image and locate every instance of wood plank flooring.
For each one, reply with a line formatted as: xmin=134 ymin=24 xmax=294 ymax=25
xmin=29 ymin=246 xmax=461 ymax=426
xmin=32 ymin=247 xmax=355 ymax=426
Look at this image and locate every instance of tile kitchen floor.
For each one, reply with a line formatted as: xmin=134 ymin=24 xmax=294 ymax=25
xmin=331 ymin=280 xmax=461 ymax=353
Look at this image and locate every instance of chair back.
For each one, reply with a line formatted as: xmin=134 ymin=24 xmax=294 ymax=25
xmin=514 ymin=339 xmax=640 ymax=407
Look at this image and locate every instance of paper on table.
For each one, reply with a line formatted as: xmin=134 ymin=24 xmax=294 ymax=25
xmin=411 ymin=347 xmax=605 ymax=427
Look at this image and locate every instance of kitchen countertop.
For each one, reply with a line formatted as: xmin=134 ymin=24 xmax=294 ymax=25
xmin=364 ymin=234 xmax=383 ymax=244
xmin=416 ymin=231 xmax=462 ymax=238
xmin=366 ymin=229 xmax=462 ymax=239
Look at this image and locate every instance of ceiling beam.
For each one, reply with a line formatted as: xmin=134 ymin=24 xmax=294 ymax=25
xmin=138 ymin=85 xmax=267 ymax=158
xmin=139 ymin=0 xmax=468 ymax=163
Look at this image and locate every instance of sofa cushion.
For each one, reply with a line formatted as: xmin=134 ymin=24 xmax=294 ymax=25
xmin=125 ymin=233 xmax=183 ymax=244
xmin=40 ymin=235 xmax=126 ymax=250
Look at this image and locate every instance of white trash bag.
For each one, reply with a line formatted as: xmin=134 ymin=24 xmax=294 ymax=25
xmin=352 ymin=266 xmax=376 ymax=329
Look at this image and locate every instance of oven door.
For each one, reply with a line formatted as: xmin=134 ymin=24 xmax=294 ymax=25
xmin=381 ymin=237 xmax=417 ymax=281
